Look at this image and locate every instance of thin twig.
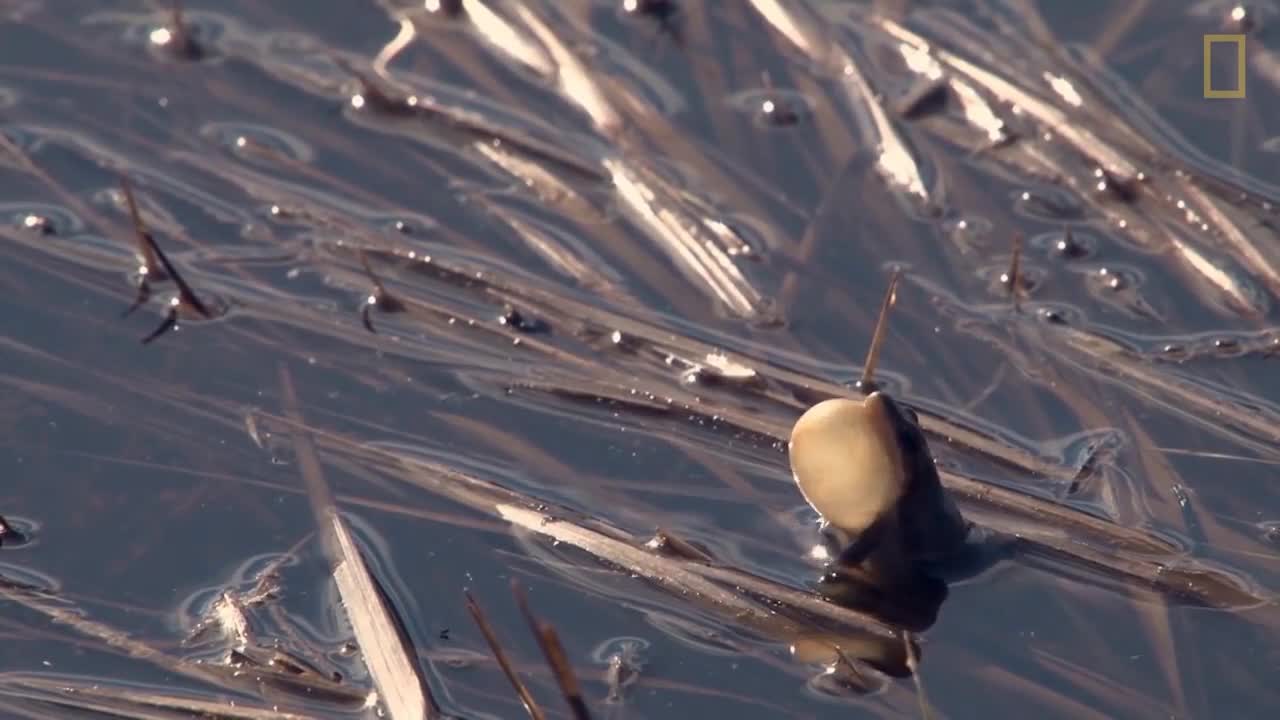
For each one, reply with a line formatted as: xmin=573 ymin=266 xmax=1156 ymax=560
xmin=859 ymin=268 xmax=902 ymax=391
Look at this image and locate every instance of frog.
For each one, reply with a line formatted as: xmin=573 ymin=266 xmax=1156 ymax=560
xmin=789 ymin=390 xmax=1002 ymax=629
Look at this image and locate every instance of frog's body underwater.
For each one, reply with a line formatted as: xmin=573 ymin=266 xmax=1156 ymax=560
xmin=789 ymin=391 xmax=1000 ymax=626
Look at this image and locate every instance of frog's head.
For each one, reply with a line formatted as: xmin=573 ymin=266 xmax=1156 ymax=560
xmin=788 ymin=390 xmax=970 ymax=585
xmin=788 ymin=392 xmax=920 ymax=540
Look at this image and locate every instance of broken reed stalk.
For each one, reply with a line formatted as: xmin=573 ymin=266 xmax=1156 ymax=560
xmin=120 ymin=177 xmax=158 ymax=320
xmin=833 ymin=646 xmax=874 ymax=689
xmin=332 ymin=55 xmax=412 ymax=115
xmin=464 ymin=590 xmax=547 ymax=720
xmin=0 ymin=514 xmax=19 ymax=547
xmin=358 ymin=249 xmax=406 ymax=333
xmin=511 ymin=580 xmax=593 ymax=720
xmin=169 ymin=1 xmax=189 ymax=49
xmin=119 ymin=176 xmax=212 ymax=342
xmin=903 ymin=631 xmax=933 ymax=720
xmin=536 ymin=624 xmax=592 ymax=720
xmin=143 ymin=227 xmax=211 ymax=319
xmin=278 ymin=364 xmax=438 ymax=720
xmin=859 ymin=268 xmax=902 ymax=390
xmin=120 ymin=177 xmax=160 ymax=275
xmin=160 ymin=0 xmax=204 ymax=60
xmin=1005 ymin=231 xmax=1023 ymax=306
xmin=359 ymin=249 xmax=390 ymax=301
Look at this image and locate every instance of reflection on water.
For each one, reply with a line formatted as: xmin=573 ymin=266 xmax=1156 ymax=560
xmin=2 ymin=0 xmax=1280 ymax=717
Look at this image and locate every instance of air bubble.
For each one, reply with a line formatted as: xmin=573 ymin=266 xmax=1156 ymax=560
xmin=943 ymin=216 xmax=993 ymax=246
xmin=425 ymin=0 xmax=464 ymax=16
xmin=1012 ymin=188 xmax=1084 ymax=222
xmin=1212 ymin=337 xmax=1244 ymax=357
xmin=1046 ymin=229 xmax=1093 ymax=259
xmin=0 ymin=203 xmax=84 ymax=235
xmin=201 ymin=122 xmax=314 ymax=164
xmin=1038 ymin=307 xmax=1066 ymax=324
xmin=986 ymin=261 xmax=1042 ymax=296
xmin=0 ymin=515 xmax=33 ymax=548
xmin=727 ymin=88 xmax=813 ymax=128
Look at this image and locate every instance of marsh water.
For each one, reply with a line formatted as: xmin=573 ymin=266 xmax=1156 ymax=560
xmin=2 ymin=1 xmax=1279 ymax=718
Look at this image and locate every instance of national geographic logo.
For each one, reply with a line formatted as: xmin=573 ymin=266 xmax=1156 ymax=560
xmin=1203 ymin=34 xmax=1246 ymax=99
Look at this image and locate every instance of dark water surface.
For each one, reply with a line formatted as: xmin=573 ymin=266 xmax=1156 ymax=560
xmin=2 ymin=1 xmax=1279 ymax=718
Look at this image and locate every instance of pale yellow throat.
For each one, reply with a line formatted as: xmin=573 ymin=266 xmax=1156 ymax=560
xmin=787 ymin=394 xmax=907 ymax=537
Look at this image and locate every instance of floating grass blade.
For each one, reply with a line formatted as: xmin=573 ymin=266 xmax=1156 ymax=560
xmin=278 ymin=364 xmax=438 ymax=720
xmin=0 ymin=573 xmax=349 ymax=706
xmin=0 ymin=674 xmax=318 ymax=720
xmin=330 ymin=515 xmax=434 ymax=720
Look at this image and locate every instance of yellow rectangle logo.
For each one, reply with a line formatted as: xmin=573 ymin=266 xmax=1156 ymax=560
xmin=1204 ymin=34 xmax=1246 ymax=98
